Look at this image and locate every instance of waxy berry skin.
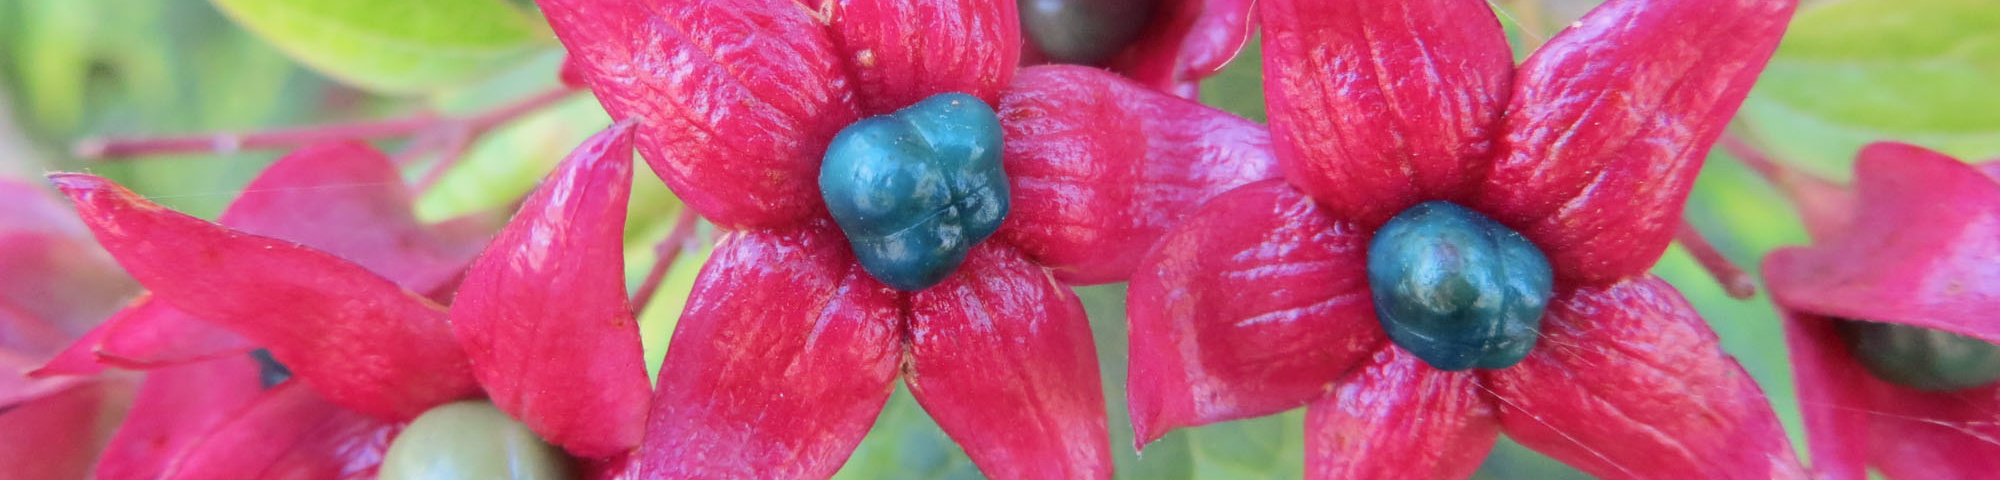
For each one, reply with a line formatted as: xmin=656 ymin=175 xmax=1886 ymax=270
xmin=1834 ymin=319 xmax=2000 ymax=392
xmin=1367 ymin=201 xmax=1553 ymax=372
xmin=822 ymin=93 xmax=1010 ymax=292
xmin=1019 ymin=0 xmax=1160 ymax=65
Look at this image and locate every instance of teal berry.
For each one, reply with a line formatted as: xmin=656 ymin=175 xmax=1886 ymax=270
xmin=1836 ymin=319 xmax=2000 ymax=392
xmin=249 ymin=348 xmax=291 ymax=389
xmin=1367 ymin=201 xmax=1554 ymax=371
xmin=820 ymin=92 xmax=1009 ymax=292
xmin=1019 ymin=0 xmax=1160 ymax=65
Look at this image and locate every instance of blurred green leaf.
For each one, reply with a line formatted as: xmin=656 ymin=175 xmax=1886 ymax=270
xmin=1183 ymin=412 xmax=1305 ymax=479
xmin=0 ymin=0 xmax=327 ymax=218
xmin=206 ymin=0 xmax=546 ymax=94
xmin=1744 ymin=0 xmax=2000 ymax=170
xmin=413 ymin=95 xmax=610 ymax=222
xmin=1198 ymin=35 xmax=1266 ymax=123
xmin=630 ymin=211 xmax=707 ymax=382
xmin=413 ymin=51 xmax=608 ymax=222
xmin=1469 ymin=438 xmax=1592 ymax=480
xmin=833 ymin=387 xmax=985 ymax=480
xmin=13 ymin=0 xmax=105 ymax=130
xmin=1079 ymin=284 xmax=1306 ymax=480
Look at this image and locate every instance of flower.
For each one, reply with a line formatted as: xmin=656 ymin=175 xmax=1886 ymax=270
xmin=1124 ymin=0 xmax=1806 ymax=478
xmin=541 ymin=0 xmax=1276 ymax=477
xmin=0 ymin=178 xmax=140 ymax=480
xmin=1761 ymin=142 xmax=2000 ymax=480
xmin=1016 ymin=0 xmax=1257 ymax=97
xmin=45 ymin=126 xmax=649 ymax=479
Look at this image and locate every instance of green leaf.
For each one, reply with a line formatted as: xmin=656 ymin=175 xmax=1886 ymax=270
xmin=1077 ymin=284 xmax=1304 ymax=480
xmin=1744 ymin=0 xmax=2000 ymax=169
xmin=206 ymin=0 xmax=547 ymax=94
xmin=1197 ymin=35 xmax=1266 ymax=123
xmin=832 ymin=387 xmax=985 ymax=480
xmin=12 ymin=0 xmax=108 ymax=131
xmin=412 ymin=95 xmax=612 ymax=222
xmin=631 ymin=214 xmax=707 ymax=382
xmin=10 ymin=0 xmax=322 ymax=218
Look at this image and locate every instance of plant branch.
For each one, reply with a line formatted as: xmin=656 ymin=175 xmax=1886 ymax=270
xmin=1716 ymin=132 xmax=1855 ymax=239
xmin=413 ymin=125 xmax=475 ymax=195
xmin=632 ymin=209 xmax=703 ymax=315
xmin=1675 ymin=221 xmax=1756 ymax=300
xmin=74 ymin=86 xmax=580 ymax=161
xmin=1716 ymin=133 xmax=1787 ymax=186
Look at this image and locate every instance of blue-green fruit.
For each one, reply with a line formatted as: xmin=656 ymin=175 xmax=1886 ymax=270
xmin=1020 ymin=0 xmax=1160 ymax=65
xmin=821 ymin=92 xmax=1009 ymax=292
xmin=1836 ymin=319 xmax=2000 ymax=391
xmin=1367 ymin=201 xmax=1554 ymax=371
xmin=249 ymin=348 xmax=291 ymax=389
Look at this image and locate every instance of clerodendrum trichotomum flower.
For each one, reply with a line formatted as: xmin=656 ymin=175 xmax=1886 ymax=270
xmin=45 ymin=125 xmax=652 ymax=479
xmin=1124 ymin=0 xmax=1807 ymax=478
xmin=541 ymin=0 xmax=1276 ymax=477
xmin=1762 ymin=143 xmax=2000 ymax=480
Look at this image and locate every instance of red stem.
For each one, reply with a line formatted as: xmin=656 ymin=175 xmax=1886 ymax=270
xmin=1716 ymin=133 xmax=1787 ymax=187
xmin=413 ymin=126 xmax=475 ymax=194
xmin=74 ymin=87 xmax=580 ymax=161
xmin=73 ymin=116 xmax=435 ymax=159
xmin=1675 ymin=221 xmax=1757 ymax=300
xmin=1715 ymin=132 xmax=1855 ymax=239
xmin=632 ymin=209 xmax=703 ymax=314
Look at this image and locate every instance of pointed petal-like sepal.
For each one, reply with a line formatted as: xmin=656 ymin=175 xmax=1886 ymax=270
xmin=451 ymin=123 xmax=651 ymax=458
xmin=906 ymin=243 xmax=1110 ymax=479
xmin=638 ymin=224 xmax=902 ymax=479
xmin=51 ymin=174 xmax=476 ymax=420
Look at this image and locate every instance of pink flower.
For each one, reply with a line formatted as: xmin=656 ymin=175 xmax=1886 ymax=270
xmin=1762 ymin=142 xmax=2000 ymax=480
xmin=45 ymin=126 xmax=650 ymax=479
xmin=541 ymin=0 xmax=1278 ymax=477
xmin=1124 ymin=0 xmax=1807 ymax=478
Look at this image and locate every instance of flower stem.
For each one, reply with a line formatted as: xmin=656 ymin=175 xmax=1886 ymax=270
xmin=1716 ymin=133 xmax=1786 ymax=186
xmin=73 ymin=86 xmax=581 ymax=161
xmin=1716 ymin=132 xmax=1854 ymax=239
xmin=412 ymin=126 xmax=476 ymax=195
xmin=1675 ymin=221 xmax=1757 ymax=300
xmin=632 ymin=209 xmax=703 ymax=315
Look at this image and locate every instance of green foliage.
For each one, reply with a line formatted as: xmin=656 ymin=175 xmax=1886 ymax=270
xmin=631 ymin=218 xmax=708 ymax=382
xmin=1 ymin=0 xmax=326 ymax=218
xmin=9 ymin=0 xmax=99 ymax=131
xmin=832 ymin=387 xmax=986 ymax=480
xmin=1745 ymin=0 xmax=2000 ymax=172
xmin=206 ymin=0 xmax=548 ymax=94
xmin=1199 ymin=37 xmax=1266 ymax=122
xmin=414 ymin=62 xmax=612 ymax=222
